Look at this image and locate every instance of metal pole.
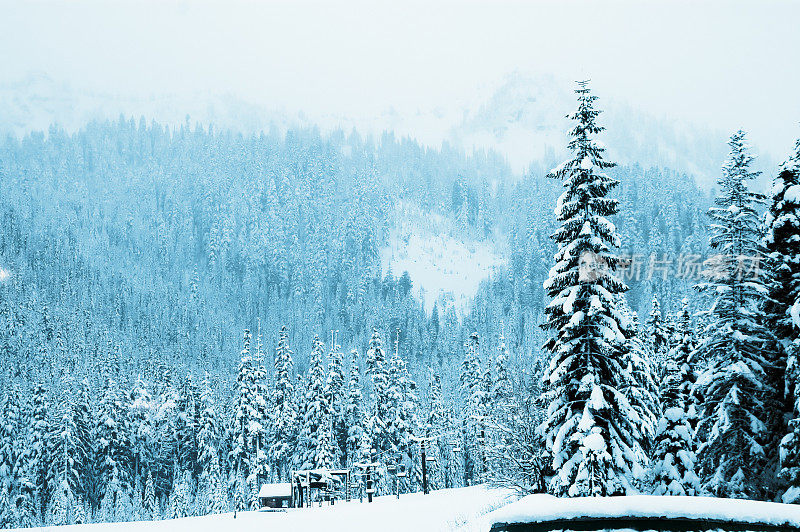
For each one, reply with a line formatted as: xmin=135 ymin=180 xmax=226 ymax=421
xmin=421 ymin=440 xmax=429 ymax=495
xmin=366 ymin=465 xmax=373 ymax=503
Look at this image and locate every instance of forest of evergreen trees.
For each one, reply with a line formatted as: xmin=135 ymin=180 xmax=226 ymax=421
xmin=2 ymin=79 xmax=799 ymax=527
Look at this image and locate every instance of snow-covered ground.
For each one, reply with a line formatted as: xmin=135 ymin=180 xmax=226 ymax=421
xmin=27 ymin=486 xmax=514 ymax=532
xmin=487 ymin=494 xmax=800 ymax=529
xmin=381 ymin=202 xmax=506 ymax=315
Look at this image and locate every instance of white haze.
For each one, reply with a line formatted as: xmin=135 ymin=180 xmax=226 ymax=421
xmin=1 ymin=0 xmax=799 ymax=165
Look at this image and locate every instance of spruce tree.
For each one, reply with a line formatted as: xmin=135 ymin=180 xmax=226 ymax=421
xmin=492 ymin=335 xmax=512 ymax=408
xmin=0 ymin=391 xmax=20 ymax=528
xmin=14 ymin=384 xmax=49 ymax=527
xmin=95 ymin=376 xmax=129 ymax=509
xmin=142 ymin=472 xmax=156 ymax=520
xmin=269 ymin=326 xmax=297 ymax=480
xmin=459 ymin=332 xmax=482 ymax=485
xmin=197 ymin=373 xmax=220 ymax=512
xmin=127 ymin=376 xmax=153 ymax=488
xmin=695 ymin=130 xmax=773 ymax=499
xmin=651 ymin=299 xmax=700 ymax=495
xmin=47 ymin=380 xmax=90 ymax=520
xmin=345 ymin=349 xmax=368 ymax=469
xmin=540 ymin=81 xmax=646 ymax=497
xmin=325 ymin=339 xmax=346 ymax=465
xmin=296 ymin=336 xmax=329 ymax=470
xmin=646 ymin=296 xmax=671 ymax=379
xmin=365 ymin=329 xmax=389 ymax=467
xmin=386 ymin=341 xmax=419 ymax=492
xmin=770 ymin=137 xmax=800 ymax=502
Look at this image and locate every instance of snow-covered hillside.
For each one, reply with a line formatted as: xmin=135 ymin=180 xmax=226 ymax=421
xmin=381 ymin=202 xmax=506 ymax=315
xmin=27 ymin=486 xmax=514 ymax=532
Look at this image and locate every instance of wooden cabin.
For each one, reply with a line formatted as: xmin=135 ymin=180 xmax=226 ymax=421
xmin=257 ymin=482 xmax=293 ymax=509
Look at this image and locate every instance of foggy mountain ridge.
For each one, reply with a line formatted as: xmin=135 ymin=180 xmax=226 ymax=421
xmin=0 ymin=71 xmax=777 ymax=190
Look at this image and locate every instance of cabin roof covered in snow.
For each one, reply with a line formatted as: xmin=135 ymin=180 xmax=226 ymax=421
xmin=488 ymin=494 xmax=800 ymax=528
xmin=258 ymin=483 xmax=292 ymax=498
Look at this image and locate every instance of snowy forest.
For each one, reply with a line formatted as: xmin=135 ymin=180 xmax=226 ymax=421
xmin=1 ymin=72 xmax=800 ymax=528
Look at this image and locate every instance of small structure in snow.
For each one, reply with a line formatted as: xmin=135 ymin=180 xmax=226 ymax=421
xmin=291 ymin=469 xmax=351 ymax=507
xmin=257 ymin=482 xmax=292 ymax=510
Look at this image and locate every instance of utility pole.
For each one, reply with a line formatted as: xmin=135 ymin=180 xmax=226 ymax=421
xmin=421 ymin=439 xmax=429 ymax=495
xmin=366 ymin=464 xmax=374 ymax=503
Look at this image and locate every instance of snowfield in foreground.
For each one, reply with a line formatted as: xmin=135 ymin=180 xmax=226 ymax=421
xmin=487 ymin=494 xmax=800 ymax=529
xmin=28 ymin=486 xmax=515 ymax=532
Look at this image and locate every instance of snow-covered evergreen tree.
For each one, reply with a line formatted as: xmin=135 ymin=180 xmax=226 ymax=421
xmin=167 ymin=470 xmax=192 ymax=519
xmin=14 ymin=384 xmax=49 ymax=527
xmin=695 ymin=130 xmax=774 ymax=499
xmin=95 ymin=376 xmax=129 ymax=510
xmin=540 ymin=81 xmax=646 ymax=497
xmin=618 ymin=298 xmax=660 ymax=462
xmin=325 ymin=338 xmax=346 ymax=466
xmin=174 ymin=375 xmax=200 ymax=480
xmin=0 ymin=391 xmax=20 ymax=528
xmin=492 ymin=335 xmax=512 ymax=409
xmin=345 ymin=349 xmax=367 ymax=468
xmin=46 ymin=478 xmax=76 ymax=526
xmin=296 ymin=336 xmax=329 ymax=470
xmin=365 ymin=329 xmax=390 ymax=477
xmin=127 ymin=376 xmax=153 ymax=489
xmin=47 ymin=378 xmax=91 ymax=521
xmin=770 ymin=137 xmax=800 ymax=503
xmin=646 ymin=296 xmax=671 ymax=379
xmin=386 ymin=339 xmax=420 ymax=492
xmin=98 ymin=467 xmax=134 ymax=523
xmin=142 ymin=471 xmax=157 ymax=520
xmin=651 ymin=298 xmax=700 ymax=495
xmin=269 ymin=326 xmax=297 ymax=480
xmin=197 ymin=373 xmax=221 ymax=514
xmin=459 ymin=332 xmax=482 ymax=486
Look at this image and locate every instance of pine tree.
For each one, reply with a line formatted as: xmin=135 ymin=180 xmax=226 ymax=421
xmin=0 ymin=391 xmax=20 ymax=528
xmin=174 ymin=375 xmax=200 ymax=481
xmin=385 ymin=340 xmax=420 ymax=492
xmin=197 ymin=373 xmax=220 ymax=513
xmin=269 ymin=326 xmax=297 ymax=480
xmin=46 ymin=478 xmax=76 ymax=526
xmin=766 ymin=137 xmax=800 ymax=502
xmin=296 ymin=336 xmax=329 ymax=470
xmin=365 ymin=329 xmax=390 ymax=470
xmin=47 ymin=379 xmax=90 ymax=520
xmin=142 ymin=471 xmax=156 ymax=520
xmin=95 ymin=376 xmax=129 ymax=509
xmin=459 ymin=332 xmax=482 ymax=486
xmin=492 ymin=335 xmax=512 ymax=408
xmin=651 ymin=299 xmax=700 ymax=496
xmin=345 ymin=349 xmax=368 ymax=469
xmin=232 ymin=329 xmax=268 ymax=484
xmin=424 ymin=371 xmax=446 ymax=491
xmin=646 ymin=296 xmax=671 ymax=379
xmin=315 ymin=415 xmax=339 ymax=471
xmin=98 ymin=467 xmax=133 ymax=523
xmin=127 ymin=376 xmax=152 ymax=493
xmin=325 ymin=338 xmax=346 ymax=465
xmin=618 ymin=298 xmax=660 ymax=462
xmin=540 ymin=81 xmax=646 ymax=497
xmin=695 ymin=130 xmax=773 ymax=499
xmin=168 ymin=470 xmax=192 ymax=519
xmin=14 ymin=384 xmax=49 ymax=527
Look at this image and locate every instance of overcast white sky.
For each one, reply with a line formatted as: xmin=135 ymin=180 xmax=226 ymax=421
xmin=1 ymin=0 xmax=799 ymax=158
